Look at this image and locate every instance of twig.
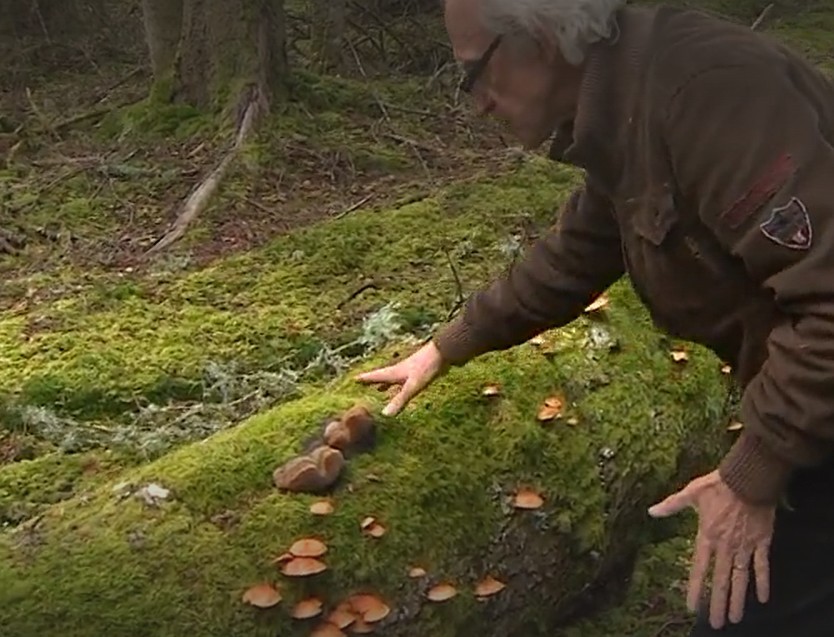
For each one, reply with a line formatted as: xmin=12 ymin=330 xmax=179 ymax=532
xmin=53 ymin=106 xmax=114 ymax=132
xmin=348 ymin=0 xmax=413 ymax=64
xmin=144 ymin=91 xmax=262 ymax=258
xmin=383 ymin=103 xmax=432 ymax=117
xmin=346 ymin=37 xmax=391 ymax=125
xmin=33 ymin=0 xmax=51 ymax=43
xmin=40 ymin=166 xmax=87 ymax=192
xmin=334 ymin=194 xmax=373 ymax=219
xmin=25 ymin=87 xmax=59 ymax=140
xmin=650 ymin=617 xmax=692 ymax=637
xmin=88 ymin=66 xmax=145 ymax=106
xmin=242 ymin=196 xmax=275 ymax=215
xmin=337 ymin=282 xmax=378 ymax=310
xmin=383 ymin=132 xmax=431 ymax=176
xmin=751 ymin=3 xmax=774 ymax=30
xmin=384 ymin=132 xmax=434 ymax=153
xmin=443 ymin=246 xmax=465 ymax=319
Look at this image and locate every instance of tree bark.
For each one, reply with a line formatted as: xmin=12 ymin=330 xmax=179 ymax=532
xmin=0 ymin=0 xmax=17 ymax=41
xmin=138 ymin=0 xmax=287 ymax=255
xmin=141 ymin=0 xmax=184 ymax=88
xmin=175 ymin=0 xmax=287 ymax=114
xmin=139 ymin=0 xmax=286 ymax=114
xmin=310 ymin=0 xmax=346 ymax=73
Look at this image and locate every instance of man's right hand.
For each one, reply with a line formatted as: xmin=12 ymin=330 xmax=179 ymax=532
xmin=355 ymin=341 xmax=446 ymax=416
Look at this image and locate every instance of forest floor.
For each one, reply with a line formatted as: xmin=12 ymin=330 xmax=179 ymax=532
xmin=1 ymin=1 xmax=833 ymax=635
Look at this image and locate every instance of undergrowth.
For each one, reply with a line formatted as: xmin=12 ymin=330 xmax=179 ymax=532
xmin=0 ymin=156 xmax=577 ymax=462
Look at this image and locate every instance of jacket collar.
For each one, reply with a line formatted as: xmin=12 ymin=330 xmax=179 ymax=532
xmin=548 ymin=6 xmax=657 ymax=195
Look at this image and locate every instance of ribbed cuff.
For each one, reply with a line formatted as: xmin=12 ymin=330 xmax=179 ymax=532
xmin=718 ymin=429 xmax=794 ymax=505
xmin=431 ymin=316 xmax=486 ymax=366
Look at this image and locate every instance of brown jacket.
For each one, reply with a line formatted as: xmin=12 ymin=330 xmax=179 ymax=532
xmin=433 ymin=5 xmax=834 ymax=505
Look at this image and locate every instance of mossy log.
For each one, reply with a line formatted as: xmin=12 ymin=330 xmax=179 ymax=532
xmin=0 ymin=281 xmax=734 ymax=636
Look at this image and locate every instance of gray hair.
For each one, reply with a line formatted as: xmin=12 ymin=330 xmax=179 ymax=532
xmin=478 ymin=0 xmax=625 ymax=65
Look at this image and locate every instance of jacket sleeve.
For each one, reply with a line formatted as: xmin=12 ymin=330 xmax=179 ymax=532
xmin=432 ymin=178 xmax=625 ymax=365
xmin=664 ymin=63 xmax=834 ymax=504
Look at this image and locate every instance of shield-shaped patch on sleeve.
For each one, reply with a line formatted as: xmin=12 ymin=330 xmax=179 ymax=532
xmin=759 ymin=196 xmax=812 ymax=250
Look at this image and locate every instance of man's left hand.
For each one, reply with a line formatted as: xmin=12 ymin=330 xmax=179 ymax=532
xmin=648 ymin=470 xmax=776 ymax=629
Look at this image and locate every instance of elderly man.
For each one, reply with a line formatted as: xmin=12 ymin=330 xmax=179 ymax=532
xmin=357 ymin=0 xmax=834 ymax=634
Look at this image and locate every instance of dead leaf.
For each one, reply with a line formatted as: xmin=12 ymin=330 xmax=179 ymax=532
xmin=281 ymin=556 xmax=327 ymax=577
xmin=408 ymin=566 xmax=426 ymax=578
xmin=513 ymin=488 xmax=544 ymax=510
xmin=566 ymin=417 xmax=579 ymax=426
xmin=311 ymin=622 xmax=346 ymax=637
xmin=242 ymin=582 xmax=282 ymax=608
xmin=727 ymin=421 xmax=744 ymax=432
xmin=310 ymin=500 xmax=335 ymax=515
xmin=482 ymin=384 xmax=501 ymax=397
xmin=289 ymin=537 xmax=328 ymax=558
xmin=426 ymin=583 xmax=458 ymax=602
xmin=584 ymin=293 xmax=609 ymax=313
xmin=360 ymin=516 xmax=376 ymax=530
xmin=475 ymin=575 xmax=506 ymax=598
xmin=721 ymin=364 xmax=732 ymax=375
xmin=670 ymin=349 xmax=689 ymax=363
xmin=291 ymin=597 xmax=324 ymax=619
xmin=528 ymin=334 xmax=546 ymax=346
xmin=537 ymin=395 xmax=563 ymax=421
xmin=347 ymin=594 xmax=390 ymax=623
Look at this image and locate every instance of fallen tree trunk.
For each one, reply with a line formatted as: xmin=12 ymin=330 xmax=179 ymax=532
xmin=0 ymin=284 xmax=734 ymax=636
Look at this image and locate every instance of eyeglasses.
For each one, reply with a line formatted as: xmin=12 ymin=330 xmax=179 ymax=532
xmin=458 ymin=35 xmax=502 ymax=93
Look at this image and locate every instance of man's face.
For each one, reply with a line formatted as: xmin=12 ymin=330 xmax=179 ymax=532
xmin=444 ymin=0 xmax=580 ymax=149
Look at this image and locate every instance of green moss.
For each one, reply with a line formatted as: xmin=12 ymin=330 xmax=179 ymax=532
xmin=0 ymin=451 xmax=121 ymax=525
xmin=286 ymin=69 xmax=391 ymax=115
xmin=0 ymin=281 xmax=729 ymax=635
xmin=98 ymin=99 xmax=211 ymax=140
xmin=0 ymin=157 xmax=573 ymax=423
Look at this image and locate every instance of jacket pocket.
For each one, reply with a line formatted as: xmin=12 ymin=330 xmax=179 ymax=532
xmin=631 ymin=189 xmax=679 ymax=246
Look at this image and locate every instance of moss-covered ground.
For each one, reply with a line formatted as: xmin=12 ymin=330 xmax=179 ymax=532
xmin=1 ymin=0 xmax=832 ymax=635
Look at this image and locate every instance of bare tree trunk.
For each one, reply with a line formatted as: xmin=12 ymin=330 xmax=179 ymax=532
xmin=141 ymin=0 xmax=184 ymax=92
xmin=0 ymin=0 xmax=18 ymax=41
xmin=34 ymin=0 xmax=82 ymax=38
xmin=1 ymin=0 xmax=110 ymax=45
xmin=141 ymin=0 xmax=287 ymax=256
xmin=176 ymin=0 xmax=287 ymax=113
xmin=311 ymin=0 xmax=346 ymax=73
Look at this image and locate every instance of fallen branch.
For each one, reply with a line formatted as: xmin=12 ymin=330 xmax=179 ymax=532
xmin=334 ymin=193 xmax=374 ymax=219
xmin=143 ymin=92 xmax=262 ymax=258
xmin=337 ymin=281 xmax=378 ymax=310
xmin=346 ymin=37 xmax=391 ymax=125
xmin=88 ymin=66 xmax=146 ymax=106
xmin=650 ymin=617 xmax=693 ymax=637
xmin=751 ymin=3 xmax=774 ymax=30
xmin=25 ymin=87 xmax=59 ymax=140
